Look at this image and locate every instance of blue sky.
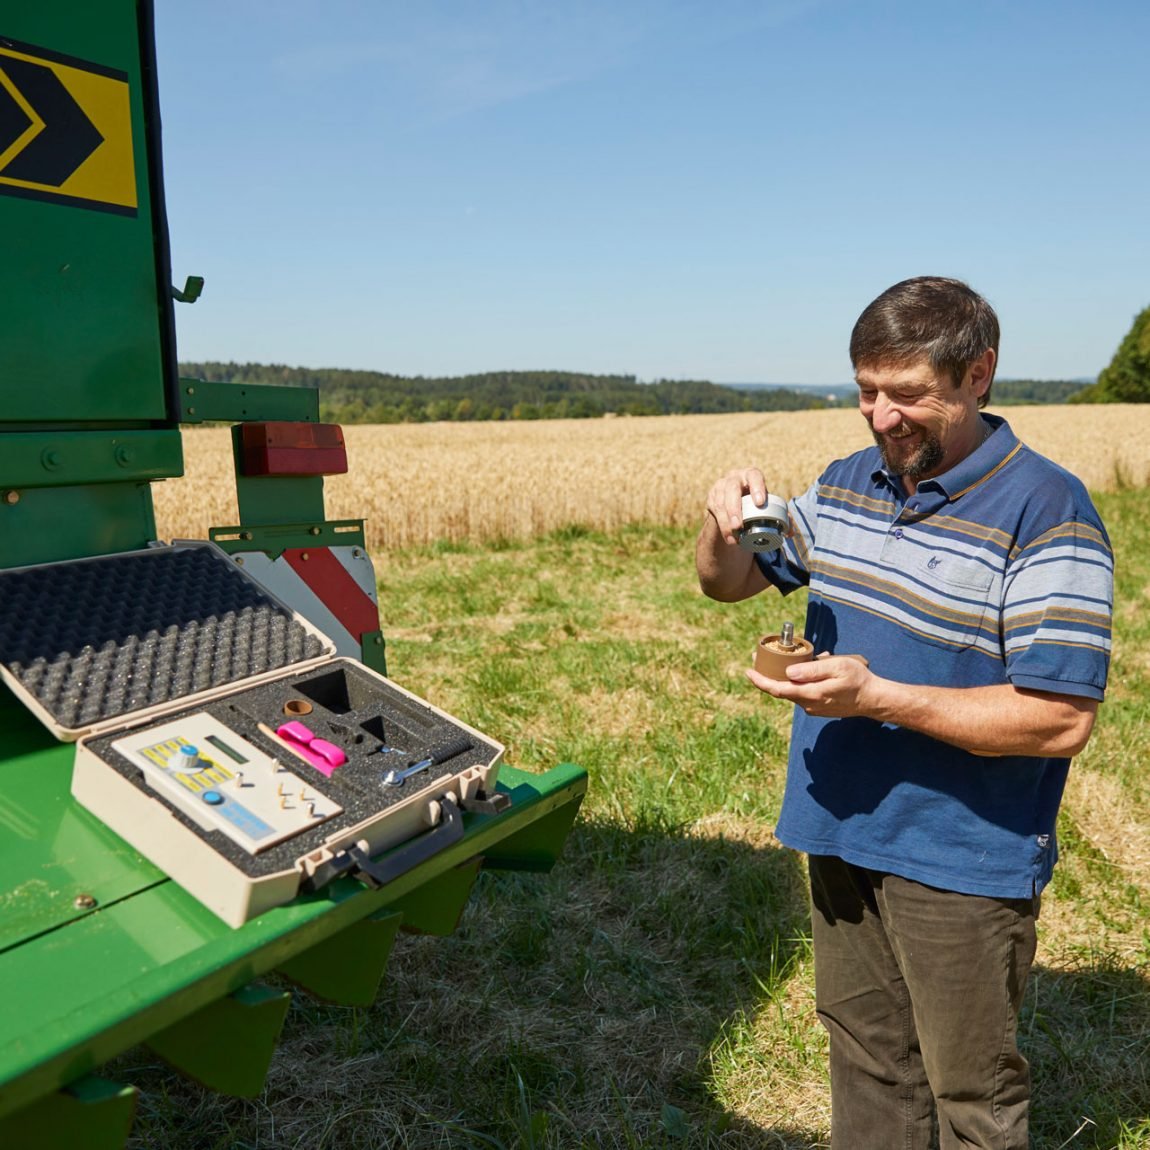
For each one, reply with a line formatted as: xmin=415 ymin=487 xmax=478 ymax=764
xmin=154 ymin=1 xmax=1150 ymax=385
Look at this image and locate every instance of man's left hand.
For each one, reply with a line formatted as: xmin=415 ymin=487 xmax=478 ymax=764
xmin=747 ymin=654 xmax=874 ymax=719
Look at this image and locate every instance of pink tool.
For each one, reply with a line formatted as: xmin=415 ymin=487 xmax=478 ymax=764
xmin=273 ymin=720 xmax=348 ymax=777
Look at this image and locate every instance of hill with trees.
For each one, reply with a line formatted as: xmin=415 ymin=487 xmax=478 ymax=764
xmin=177 ymin=362 xmax=1100 ymax=421
xmin=990 ymin=378 xmax=1092 ymax=404
xmin=177 ymin=363 xmax=836 ymax=423
xmin=1069 ymin=305 xmax=1150 ymax=403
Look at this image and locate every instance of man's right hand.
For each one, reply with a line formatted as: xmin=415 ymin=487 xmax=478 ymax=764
xmin=696 ymin=467 xmax=772 ymax=602
xmin=704 ymin=467 xmax=770 ymax=546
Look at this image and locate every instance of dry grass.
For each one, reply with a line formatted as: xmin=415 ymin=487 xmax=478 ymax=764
xmin=152 ymin=405 xmax=1150 ymax=552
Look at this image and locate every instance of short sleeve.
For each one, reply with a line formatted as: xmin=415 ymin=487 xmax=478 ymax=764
xmin=755 ymin=481 xmax=818 ymax=595
xmin=1003 ymin=516 xmax=1113 ymax=700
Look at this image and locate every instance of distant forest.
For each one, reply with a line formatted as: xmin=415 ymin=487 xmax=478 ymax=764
xmin=177 ymin=362 xmax=1091 ymax=423
xmin=992 ymin=378 xmax=1091 ymax=404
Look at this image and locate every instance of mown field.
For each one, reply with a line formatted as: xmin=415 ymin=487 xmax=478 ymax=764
xmin=124 ymin=406 xmax=1150 ymax=1148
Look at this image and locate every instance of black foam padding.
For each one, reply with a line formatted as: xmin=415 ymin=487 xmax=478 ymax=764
xmin=0 ymin=546 xmax=325 ymax=732
xmin=85 ymin=659 xmax=500 ymax=879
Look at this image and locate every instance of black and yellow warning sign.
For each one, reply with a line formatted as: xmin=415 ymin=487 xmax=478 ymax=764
xmin=0 ymin=36 xmax=136 ymax=215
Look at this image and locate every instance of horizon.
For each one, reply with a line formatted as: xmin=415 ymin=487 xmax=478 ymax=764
xmin=175 ymin=359 xmax=1096 ymax=390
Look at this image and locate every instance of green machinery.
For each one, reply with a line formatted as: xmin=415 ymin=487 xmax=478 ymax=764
xmin=0 ymin=3 xmax=587 ymax=1145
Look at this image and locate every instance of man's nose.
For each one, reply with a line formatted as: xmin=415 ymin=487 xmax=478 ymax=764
xmin=870 ymin=393 xmax=902 ymax=432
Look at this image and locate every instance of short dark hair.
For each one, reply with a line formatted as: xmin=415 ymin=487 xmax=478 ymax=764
xmin=849 ymin=276 xmax=1000 ymax=408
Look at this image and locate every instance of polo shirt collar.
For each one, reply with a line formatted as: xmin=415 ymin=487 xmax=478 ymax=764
xmin=870 ymin=414 xmax=1017 ymax=502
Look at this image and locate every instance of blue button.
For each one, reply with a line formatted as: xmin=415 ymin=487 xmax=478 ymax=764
xmin=894 ymin=528 xmax=904 ymax=539
xmin=202 ymin=791 xmax=224 ymax=805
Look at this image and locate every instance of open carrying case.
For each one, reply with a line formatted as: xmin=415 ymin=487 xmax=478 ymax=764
xmin=0 ymin=541 xmax=506 ymax=926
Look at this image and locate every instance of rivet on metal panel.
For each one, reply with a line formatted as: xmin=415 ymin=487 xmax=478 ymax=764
xmin=74 ymin=893 xmax=97 ymax=910
xmin=41 ymin=449 xmax=63 ymax=471
xmin=235 ymin=557 xmax=245 ymax=565
xmin=3 ymin=490 xmax=19 ymax=505
xmin=115 ymin=446 xmax=134 ymax=467
xmin=240 ymin=531 xmax=253 ymax=541
xmin=301 ymin=552 xmax=310 ymax=561
xmin=185 ymin=386 xmax=196 ymax=396
xmin=309 ymin=526 xmax=322 ymax=536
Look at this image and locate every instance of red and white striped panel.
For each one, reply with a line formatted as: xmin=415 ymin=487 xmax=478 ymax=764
xmin=232 ymin=546 xmax=380 ymax=659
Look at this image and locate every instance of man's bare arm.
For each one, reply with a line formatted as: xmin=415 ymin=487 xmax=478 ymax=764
xmin=751 ymin=656 xmax=1098 ymax=757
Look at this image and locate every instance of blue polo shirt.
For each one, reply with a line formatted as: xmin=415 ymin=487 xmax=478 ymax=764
xmin=757 ymin=415 xmax=1113 ymax=898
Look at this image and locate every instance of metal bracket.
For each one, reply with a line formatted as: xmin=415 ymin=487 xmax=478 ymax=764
xmin=171 ymin=275 xmax=204 ymax=303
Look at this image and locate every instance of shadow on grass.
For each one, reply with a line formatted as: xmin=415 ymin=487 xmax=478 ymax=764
xmin=109 ymin=819 xmax=1150 ymax=1149
xmin=1025 ymin=960 xmax=1150 ymax=1149
xmin=111 ymin=815 xmax=831 ymax=1149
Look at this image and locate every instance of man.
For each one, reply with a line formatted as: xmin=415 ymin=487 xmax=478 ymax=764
xmin=696 ymin=277 xmax=1113 ymax=1149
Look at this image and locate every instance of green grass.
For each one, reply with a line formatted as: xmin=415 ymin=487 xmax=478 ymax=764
xmin=112 ymin=493 xmax=1150 ymax=1149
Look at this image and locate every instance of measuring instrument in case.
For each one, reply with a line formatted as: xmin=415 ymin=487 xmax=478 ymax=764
xmin=0 ymin=541 xmax=508 ymax=926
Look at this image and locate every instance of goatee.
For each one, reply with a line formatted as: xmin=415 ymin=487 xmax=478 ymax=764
xmin=873 ymin=427 xmax=945 ymax=480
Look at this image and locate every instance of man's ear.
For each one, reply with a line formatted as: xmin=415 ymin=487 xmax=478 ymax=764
xmin=968 ymin=348 xmax=996 ymax=400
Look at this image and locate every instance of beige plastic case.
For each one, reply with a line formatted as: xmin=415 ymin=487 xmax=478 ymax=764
xmin=0 ymin=542 xmax=504 ymax=927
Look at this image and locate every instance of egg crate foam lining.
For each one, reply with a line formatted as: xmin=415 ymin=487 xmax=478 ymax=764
xmin=0 ymin=545 xmax=325 ymax=732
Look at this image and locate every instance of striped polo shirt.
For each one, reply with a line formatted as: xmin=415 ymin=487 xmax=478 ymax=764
xmin=757 ymin=414 xmax=1113 ymax=898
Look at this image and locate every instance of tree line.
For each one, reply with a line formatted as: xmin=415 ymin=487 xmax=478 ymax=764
xmin=179 ymin=328 xmax=1150 ymax=423
xmin=990 ymin=379 xmax=1091 ymax=404
xmin=176 ymin=364 xmax=837 ymax=423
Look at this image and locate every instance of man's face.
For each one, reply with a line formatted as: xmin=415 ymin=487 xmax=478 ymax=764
xmin=855 ymin=357 xmax=988 ymax=487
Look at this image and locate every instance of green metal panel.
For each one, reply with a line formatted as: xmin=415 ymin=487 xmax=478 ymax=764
xmin=0 ymin=760 xmax=587 ymax=1122
xmin=0 ymin=703 xmax=164 ymax=952
xmin=0 ymin=1076 xmax=137 ymax=1150
xmin=0 ymin=429 xmax=183 ymax=489
xmin=277 ymin=910 xmax=403 ymax=1006
xmin=209 ymin=519 xmax=368 ymax=557
xmin=387 ymin=858 xmax=483 ymax=936
xmin=0 ymin=2 xmax=175 ymax=423
xmin=481 ymin=768 xmax=589 ymax=871
xmin=0 ymin=482 xmax=159 ymax=566
xmin=235 ymin=475 xmax=328 ymax=526
xmin=177 ymin=378 xmax=320 ymax=424
xmin=145 ymin=983 xmax=291 ymax=1097
xmin=359 ymin=628 xmax=388 ymax=675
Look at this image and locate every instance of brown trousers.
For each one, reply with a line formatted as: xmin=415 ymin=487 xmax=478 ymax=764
xmin=809 ymin=854 xmax=1039 ymax=1150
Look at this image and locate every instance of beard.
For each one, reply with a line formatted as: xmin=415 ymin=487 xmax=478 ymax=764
xmin=872 ymin=424 xmax=945 ymax=479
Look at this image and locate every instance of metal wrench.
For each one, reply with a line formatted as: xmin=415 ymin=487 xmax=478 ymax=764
xmin=381 ymin=736 xmax=473 ymax=787
xmin=382 ymin=757 xmax=434 ymax=787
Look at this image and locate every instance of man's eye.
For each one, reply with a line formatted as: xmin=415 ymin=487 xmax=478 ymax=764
xmin=859 ymin=390 xmax=877 ymax=402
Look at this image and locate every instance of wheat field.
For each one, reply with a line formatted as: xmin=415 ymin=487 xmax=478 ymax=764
xmin=152 ymin=405 xmax=1150 ymax=552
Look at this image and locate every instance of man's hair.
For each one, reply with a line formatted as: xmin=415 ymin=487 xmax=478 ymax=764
xmin=849 ymin=276 xmax=1000 ymax=408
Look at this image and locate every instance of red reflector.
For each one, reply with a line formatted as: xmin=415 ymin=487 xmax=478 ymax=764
xmin=239 ymin=422 xmax=348 ymax=477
